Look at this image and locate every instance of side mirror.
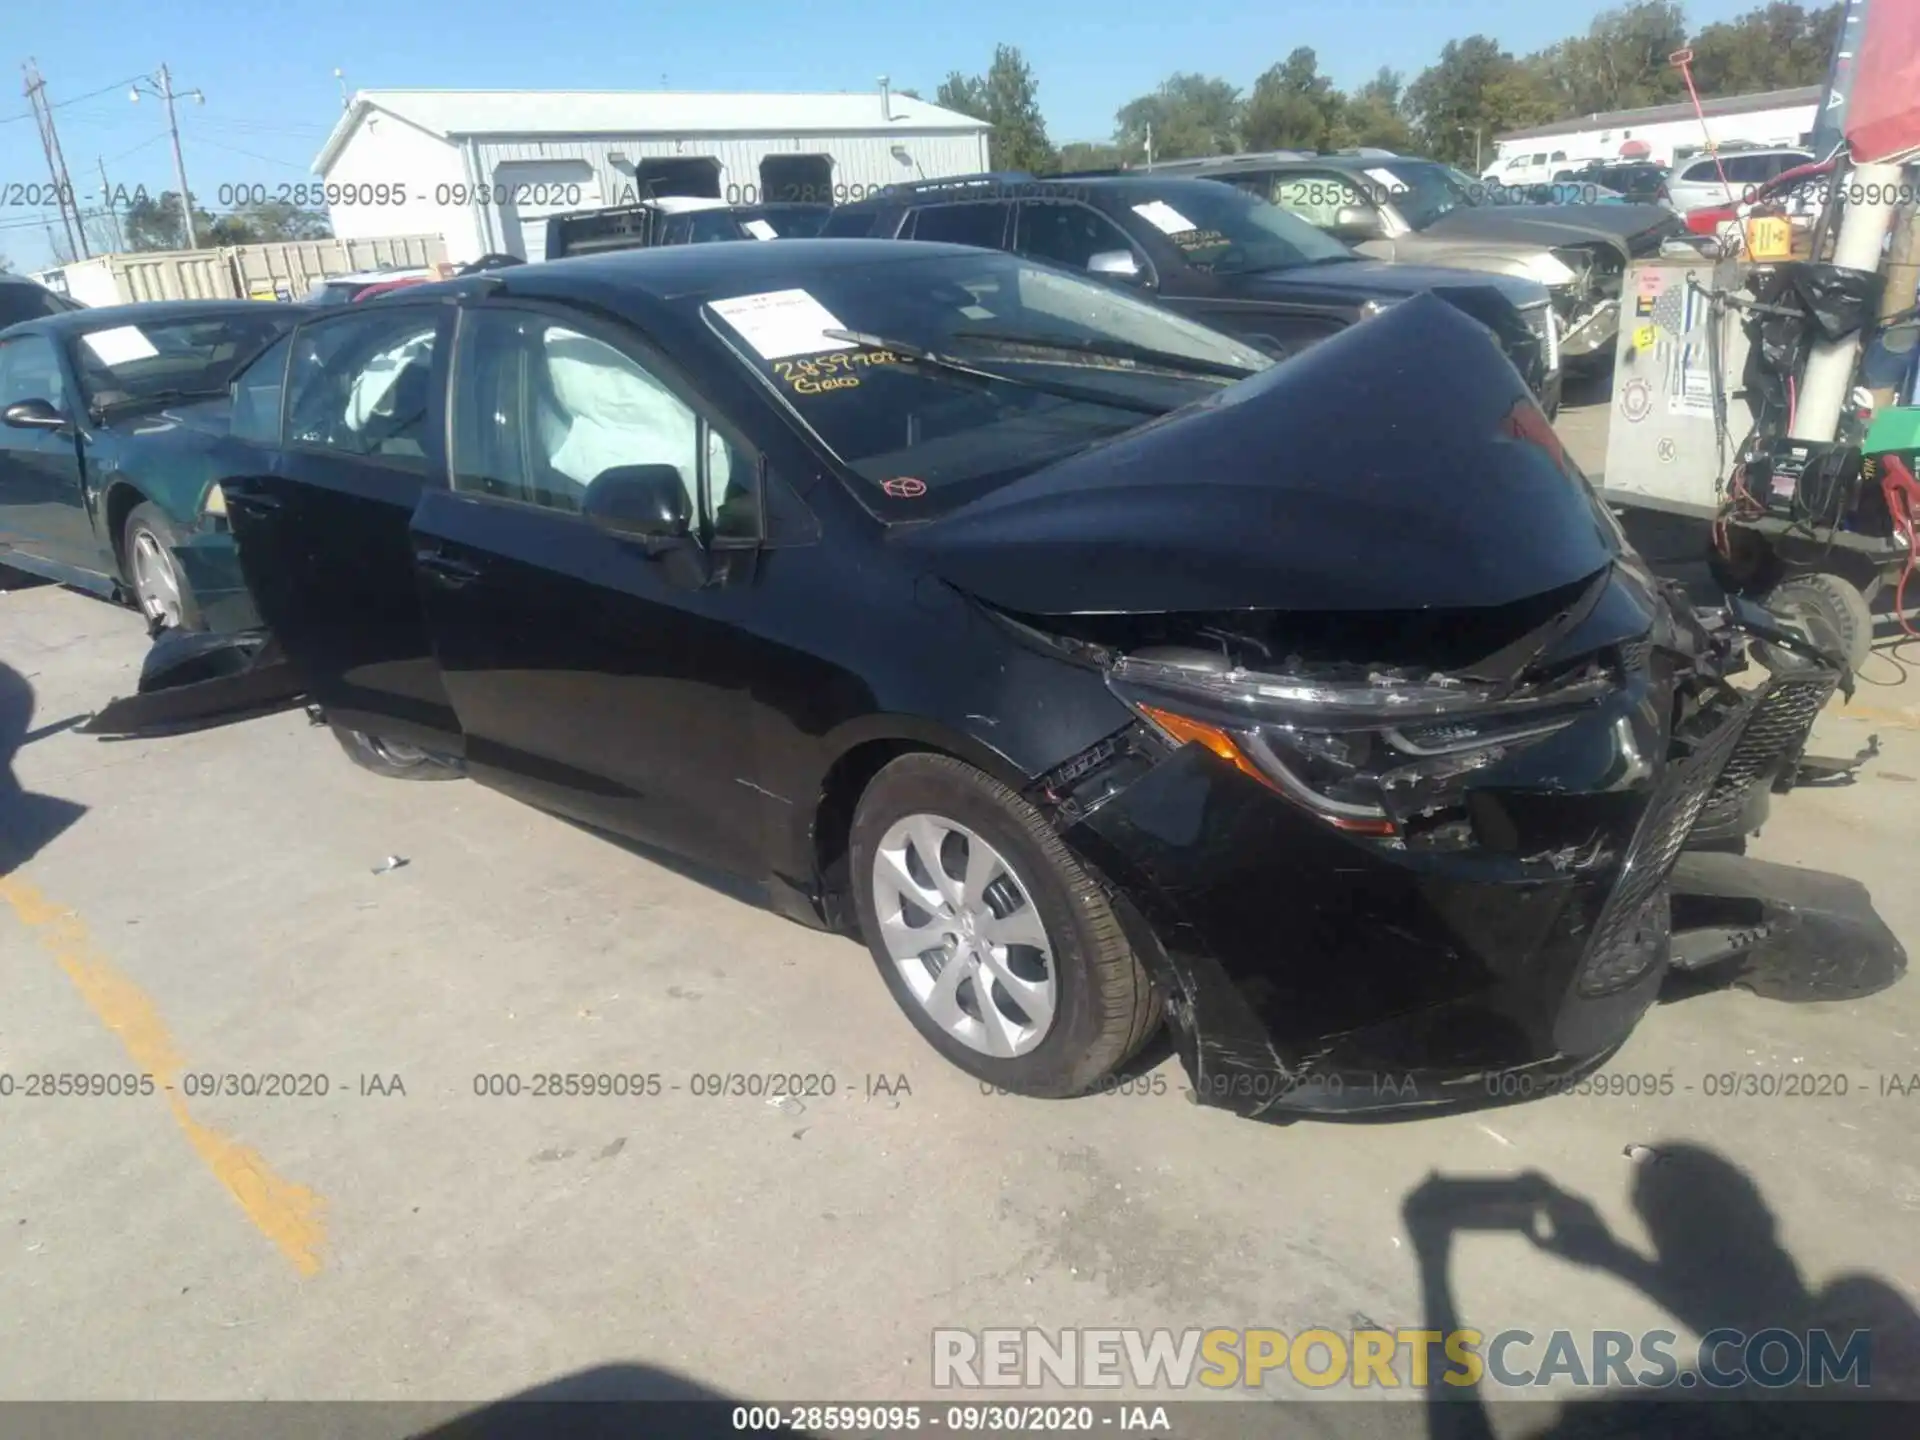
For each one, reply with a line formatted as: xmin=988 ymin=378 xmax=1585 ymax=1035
xmin=1332 ymin=206 xmax=1384 ymax=241
xmin=1087 ymin=249 xmax=1143 ymax=281
xmin=3 ymin=398 xmax=66 ymax=431
xmin=582 ymin=464 xmax=694 ymax=547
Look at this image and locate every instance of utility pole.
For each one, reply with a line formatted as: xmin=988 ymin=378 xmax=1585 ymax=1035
xmin=1145 ymin=122 xmax=1154 ymax=169
xmin=23 ymin=61 xmax=89 ymax=261
xmin=97 ymin=157 xmax=125 ymax=253
xmin=131 ymin=64 xmax=204 ymax=250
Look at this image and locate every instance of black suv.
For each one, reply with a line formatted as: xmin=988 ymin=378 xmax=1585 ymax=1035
xmin=821 ymin=172 xmax=1561 ymax=414
xmin=0 ymin=273 xmax=81 ymax=329
xmin=1554 ymin=160 xmax=1671 ymax=204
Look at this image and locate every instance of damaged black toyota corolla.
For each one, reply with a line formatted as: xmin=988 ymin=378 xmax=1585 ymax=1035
xmin=82 ymin=240 xmax=1851 ymax=1117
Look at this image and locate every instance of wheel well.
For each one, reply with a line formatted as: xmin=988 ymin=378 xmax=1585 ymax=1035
xmin=103 ymin=483 xmax=148 ymax=577
xmin=813 ymin=740 xmax=920 ymax=910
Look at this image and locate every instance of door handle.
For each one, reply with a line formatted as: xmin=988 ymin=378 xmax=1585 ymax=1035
xmin=415 ymin=550 xmax=483 ymax=587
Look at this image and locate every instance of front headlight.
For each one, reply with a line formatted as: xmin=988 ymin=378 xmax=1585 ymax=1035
xmin=1521 ymin=252 xmax=1577 ymax=287
xmin=202 ymin=483 xmax=227 ymax=519
xmin=1107 ymin=651 xmax=1609 ymax=839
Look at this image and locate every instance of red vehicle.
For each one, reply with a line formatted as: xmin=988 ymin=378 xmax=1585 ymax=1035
xmin=1684 ymin=157 xmax=1836 ymax=236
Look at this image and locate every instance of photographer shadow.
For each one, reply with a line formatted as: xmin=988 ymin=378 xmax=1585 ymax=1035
xmin=0 ymin=660 xmax=87 ymax=877
xmin=407 ymin=1362 xmax=819 ymax=1440
xmin=1404 ymin=1146 xmax=1920 ymax=1440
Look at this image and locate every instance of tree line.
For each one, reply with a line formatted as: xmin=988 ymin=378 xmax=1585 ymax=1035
xmin=928 ymin=1 xmax=1842 ymax=174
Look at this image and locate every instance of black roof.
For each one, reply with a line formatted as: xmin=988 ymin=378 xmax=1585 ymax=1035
xmin=403 ymin=239 xmax=1003 ymax=306
xmin=15 ymin=298 xmax=308 ymax=335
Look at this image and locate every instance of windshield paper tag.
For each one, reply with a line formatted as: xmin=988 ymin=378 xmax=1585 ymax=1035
xmin=80 ymin=326 xmax=161 ymax=365
xmin=742 ymin=219 xmax=778 ymax=241
xmin=708 ymin=289 xmax=857 ymax=360
xmin=1131 ymin=201 xmax=1197 ymax=236
xmin=1363 ymin=167 xmax=1408 ymax=193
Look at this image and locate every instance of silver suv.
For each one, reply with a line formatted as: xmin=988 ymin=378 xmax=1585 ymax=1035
xmin=1665 ymin=147 xmax=1816 ymax=215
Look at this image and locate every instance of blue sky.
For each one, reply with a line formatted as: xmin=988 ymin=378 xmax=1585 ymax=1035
xmin=2 ymin=0 xmax=1780 ymax=271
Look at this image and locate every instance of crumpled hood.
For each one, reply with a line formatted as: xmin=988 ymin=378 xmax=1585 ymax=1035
xmin=890 ymin=292 xmax=1621 ymax=615
xmin=1424 ymin=202 xmax=1680 ymax=255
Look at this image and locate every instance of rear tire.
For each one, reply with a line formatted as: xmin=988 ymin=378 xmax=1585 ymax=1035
xmin=849 ymin=752 xmax=1158 ymax=1097
xmin=1756 ymin=571 xmax=1874 ymax=677
xmin=329 ymin=722 xmax=463 ymax=781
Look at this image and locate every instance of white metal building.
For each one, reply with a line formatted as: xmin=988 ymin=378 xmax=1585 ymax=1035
xmin=312 ymin=87 xmax=992 ymax=262
xmin=1489 ymin=85 xmax=1821 ymax=174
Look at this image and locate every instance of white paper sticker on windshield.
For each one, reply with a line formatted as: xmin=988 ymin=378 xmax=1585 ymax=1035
xmin=80 ymin=326 xmax=161 ymax=366
xmin=1131 ymin=201 xmax=1197 ymax=235
xmin=742 ymin=219 xmax=778 ymax=241
xmin=708 ymin=288 xmax=856 ymax=360
xmin=1363 ymin=167 xmax=1409 ymax=193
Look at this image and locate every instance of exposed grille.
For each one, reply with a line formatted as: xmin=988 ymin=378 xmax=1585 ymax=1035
xmin=1522 ymin=302 xmax=1560 ymax=373
xmin=1691 ymin=675 xmax=1836 ymax=837
xmin=1575 ymin=692 xmax=1757 ymax=996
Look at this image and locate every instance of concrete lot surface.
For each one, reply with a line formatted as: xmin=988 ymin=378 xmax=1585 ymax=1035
xmin=2 ymin=391 xmax=1918 ymax=1430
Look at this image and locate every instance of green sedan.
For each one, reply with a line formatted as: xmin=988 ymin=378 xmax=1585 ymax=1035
xmin=0 ymin=299 xmax=305 ymax=632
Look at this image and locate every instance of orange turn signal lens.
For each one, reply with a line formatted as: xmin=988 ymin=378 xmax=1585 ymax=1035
xmin=1136 ymin=704 xmax=1272 ymax=788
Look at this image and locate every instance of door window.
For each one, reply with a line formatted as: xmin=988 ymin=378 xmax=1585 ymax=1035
xmin=229 ymin=333 xmax=293 ymax=444
xmin=907 ymin=202 xmax=1012 ymax=248
xmin=1270 ymin=173 xmax=1370 ymax=228
xmin=0 ymin=335 xmax=65 ymax=412
xmin=450 ymin=309 xmax=754 ymax=537
xmin=1721 ymin=154 xmax=1772 ymax=184
xmin=1013 ymin=202 xmax=1141 ymax=272
xmin=287 ymin=310 xmax=441 ymax=468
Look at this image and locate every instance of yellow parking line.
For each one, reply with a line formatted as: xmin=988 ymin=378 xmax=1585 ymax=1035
xmin=0 ymin=878 xmax=326 ymax=1277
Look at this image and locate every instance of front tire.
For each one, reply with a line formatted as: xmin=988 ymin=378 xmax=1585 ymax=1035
xmin=121 ymin=502 xmax=202 ymax=631
xmin=1756 ymin=571 xmax=1874 ymax=677
xmin=330 ymin=722 xmax=463 ymax=781
xmin=849 ymin=753 xmax=1158 ymax=1097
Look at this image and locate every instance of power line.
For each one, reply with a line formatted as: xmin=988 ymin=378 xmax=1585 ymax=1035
xmin=188 ymin=134 xmax=312 ymax=169
xmin=0 ymin=74 xmax=145 ymax=126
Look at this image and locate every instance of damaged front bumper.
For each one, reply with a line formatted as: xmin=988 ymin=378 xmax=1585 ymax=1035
xmin=1025 ymin=590 xmax=1842 ymax=1121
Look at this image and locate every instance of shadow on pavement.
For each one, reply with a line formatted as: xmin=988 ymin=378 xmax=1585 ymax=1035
xmin=0 ymin=660 xmax=87 ymax=875
xmin=1405 ymin=1146 xmax=1920 ymax=1440
xmin=410 ymin=1363 xmax=814 ymax=1439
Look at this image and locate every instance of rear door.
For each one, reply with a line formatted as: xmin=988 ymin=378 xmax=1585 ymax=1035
xmin=231 ymin=303 xmax=464 ymax=755
xmin=409 ymin=299 xmax=774 ymax=875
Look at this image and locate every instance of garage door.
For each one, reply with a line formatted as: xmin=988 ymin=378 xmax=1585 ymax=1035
xmin=494 ymin=161 xmax=603 ymax=263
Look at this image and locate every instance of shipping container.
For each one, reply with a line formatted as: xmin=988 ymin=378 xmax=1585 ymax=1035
xmin=47 ymin=235 xmax=447 ymax=307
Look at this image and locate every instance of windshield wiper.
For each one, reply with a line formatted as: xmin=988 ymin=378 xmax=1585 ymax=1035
xmin=818 ymin=329 xmax=1176 ymax=416
xmin=91 ymin=385 xmax=226 ymax=420
xmin=944 ymin=328 xmax=1259 ymax=380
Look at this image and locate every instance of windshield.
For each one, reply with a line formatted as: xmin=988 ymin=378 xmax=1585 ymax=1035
xmin=742 ymin=206 xmax=830 ymax=238
xmin=702 ymin=250 xmax=1271 ymax=516
xmin=1122 ymin=182 xmax=1355 ymax=275
xmin=1368 ymin=161 xmax=1485 ymax=229
xmin=71 ymin=312 xmax=298 ymax=409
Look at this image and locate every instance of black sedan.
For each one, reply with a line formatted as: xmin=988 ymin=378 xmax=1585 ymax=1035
xmin=80 ymin=240 xmax=1827 ymax=1116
